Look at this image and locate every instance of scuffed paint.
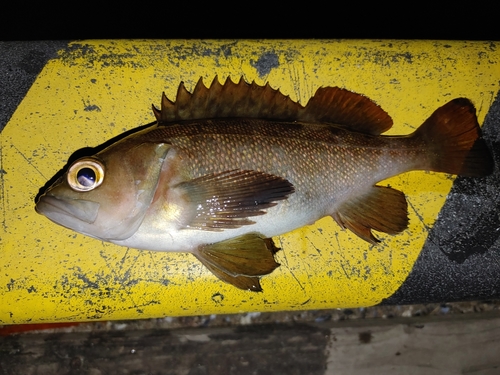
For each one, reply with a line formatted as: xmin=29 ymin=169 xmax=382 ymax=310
xmin=1 ymin=40 xmax=500 ymax=324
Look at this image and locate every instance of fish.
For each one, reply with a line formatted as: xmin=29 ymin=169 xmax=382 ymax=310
xmin=35 ymin=76 xmax=494 ymax=291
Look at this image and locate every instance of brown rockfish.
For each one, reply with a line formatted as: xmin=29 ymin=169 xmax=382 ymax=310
xmin=35 ymin=77 xmax=494 ymax=291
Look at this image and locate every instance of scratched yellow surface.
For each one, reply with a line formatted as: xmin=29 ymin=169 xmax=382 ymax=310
xmin=1 ymin=40 xmax=499 ymax=324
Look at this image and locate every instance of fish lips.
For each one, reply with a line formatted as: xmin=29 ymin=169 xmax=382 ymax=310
xmin=36 ymin=194 xmax=100 ymax=227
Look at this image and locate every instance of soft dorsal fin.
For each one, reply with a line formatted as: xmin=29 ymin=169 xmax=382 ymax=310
xmin=299 ymin=87 xmax=393 ymax=135
xmin=152 ymin=76 xmax=393 ymax=135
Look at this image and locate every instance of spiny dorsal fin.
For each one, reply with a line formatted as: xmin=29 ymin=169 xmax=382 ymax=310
xmin=152 ymin=77 xmax=393 ymax=135
xmin=153 ymin=76 xmax=302 ymax=123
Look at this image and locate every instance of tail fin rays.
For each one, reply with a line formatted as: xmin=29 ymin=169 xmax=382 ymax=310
xmin=414 ymin=98 xmax=493 ymax=177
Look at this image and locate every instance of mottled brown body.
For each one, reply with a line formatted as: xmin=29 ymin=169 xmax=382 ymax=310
xmin=138 ymin=119 xmax=422 ymax=222
xmin=36 ymin=77 xmax=493 ymax=291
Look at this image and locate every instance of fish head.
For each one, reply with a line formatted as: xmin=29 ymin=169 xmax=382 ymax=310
xmin=36 ymin=139 xmax=171 ymax=241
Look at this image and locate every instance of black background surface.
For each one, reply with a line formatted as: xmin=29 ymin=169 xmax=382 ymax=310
xmin=2 ymin=5 xmax=499 ymax=41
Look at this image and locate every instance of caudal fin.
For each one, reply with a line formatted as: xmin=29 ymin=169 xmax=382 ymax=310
xmin=414 ymin=98 xmax=494 ymax=177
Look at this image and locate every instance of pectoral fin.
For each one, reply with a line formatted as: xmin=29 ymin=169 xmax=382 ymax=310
xmin=332 ymin=186 xmax=409 ymax=244
xmin=194 ymin=233 xmax=280 ymax=291
xmin=178 ymin=170 xmax=294 ymax=231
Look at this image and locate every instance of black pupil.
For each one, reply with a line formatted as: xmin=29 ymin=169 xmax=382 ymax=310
xmin=77 ymin=168 xmax=96 ymax=187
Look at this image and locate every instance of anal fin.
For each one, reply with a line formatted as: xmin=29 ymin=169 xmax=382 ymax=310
xmin=332 ymin=186 xmax=409 ymax=244
xmin=194 ymin=233 xmax=280 ymax=291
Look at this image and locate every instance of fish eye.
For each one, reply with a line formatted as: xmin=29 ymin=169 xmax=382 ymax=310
xmin=67 ymin=159 xmax=105 ymax=192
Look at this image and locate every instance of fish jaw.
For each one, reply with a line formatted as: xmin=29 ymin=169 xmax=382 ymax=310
xmin=34 ymin=193 xmax=137 ymax=241
xmin=36 ymin=195 xmax=100 ymax=226
xmin=36 ymin=190 xmax=150 ymax=241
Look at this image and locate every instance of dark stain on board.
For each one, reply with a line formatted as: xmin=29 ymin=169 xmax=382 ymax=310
xmin=251 ymin=51 xmax=279 ymax=77
xmin=358 ymin=331 xmax=372 ymax=344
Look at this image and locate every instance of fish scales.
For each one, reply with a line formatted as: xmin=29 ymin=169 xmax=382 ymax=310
xmin=141 ymin=119 xmax=423 ymax=215
xmin=35 ymin=77 xmax=494 ymax=291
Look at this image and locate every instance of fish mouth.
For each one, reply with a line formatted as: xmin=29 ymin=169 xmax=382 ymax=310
xmin=36 ymin=195 xmax=100 ymax=225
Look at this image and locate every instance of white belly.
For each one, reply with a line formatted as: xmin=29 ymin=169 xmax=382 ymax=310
xmin=111 ymin=202 xmax=318 ymax=252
